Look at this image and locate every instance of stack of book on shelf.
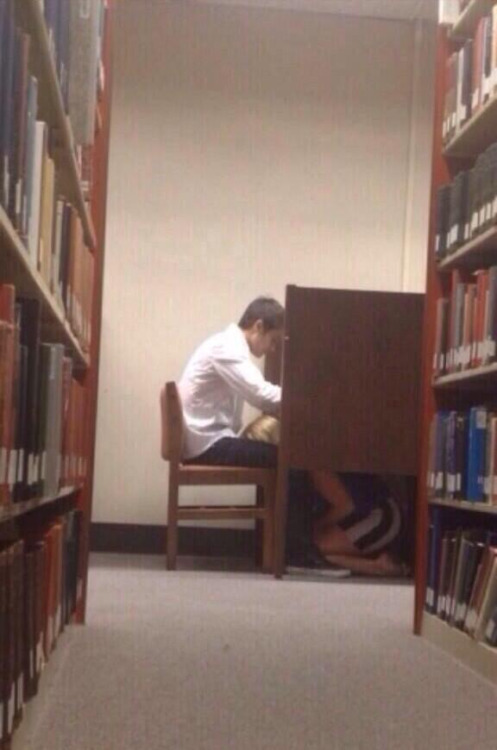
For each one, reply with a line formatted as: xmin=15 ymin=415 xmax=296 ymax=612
xmin=428 ymin=407 xmax=497 ymax=504
xmin=435 ymin=143 xmax=497 ymax=259
xmin=0 ymin=0 xmax=111 ymax=737
xmin=443 ymin=1 xmax=497 ymax=146
xmin=0 ymin=508 xmax=82 ymax=745
xmin=0 ymin=0 xmax=98 ymax=352
xmin=425 ymin=518 xmax=497 ymax=650
xmin=417 ymin=0 xmax=497 ymax=684
xmin=433 ymin=266 xmax=497 ymax=377
xmin=0 ymin=284 xmax=87 ymax=507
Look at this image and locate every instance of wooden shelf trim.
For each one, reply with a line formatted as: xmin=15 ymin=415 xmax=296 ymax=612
xmin=0 ymin=485 xmax=82 ymax=524
xmin=429 ymin=497 xmax=497 ymax=515
xmin=20 ymin=0 xmax=96 ymax=250
xmin=422 ymin=612 xmax=497 ymax=684
xmin=444 ymin=90 xmax=497 ymax=158
xmin=450 ymin=0 xmax=496 ymax=40
xmin=433 ymin=360 xmax=497 ymax=386
xmin=0 ymin=205 xmax=89 ymax=369
xmin=438 ymin=224 xmax=497 ymax=270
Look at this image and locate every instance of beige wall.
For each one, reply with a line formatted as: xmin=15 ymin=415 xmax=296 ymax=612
xmin=93 ymin=2 xmax=436 ymax=525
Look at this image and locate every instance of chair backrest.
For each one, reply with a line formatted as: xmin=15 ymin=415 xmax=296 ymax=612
xmin=160 ymin=382 xmax=184 ymax=464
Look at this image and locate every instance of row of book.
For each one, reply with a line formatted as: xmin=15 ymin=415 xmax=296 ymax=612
xmin=0 ymin=509 xmax=82 ymax=744
xmin=435 ymin=144 xmax=497 ymax=259
xmin=425 ymin=516 xmax=497 ymax=649
xmin=428 ymin=407 xmax=497 ymax=503
xmin=433 ymin=267 xmax=497 ymax=376
xmin=42 ymin=0 xmax=107 ymax=146
xmin=0 ymin=3 xmax=95 ymax=353
xmin=0 ymin=284 xmax=88 ymax=506
xmin=443 ymin=3 xmax=497 ymax=145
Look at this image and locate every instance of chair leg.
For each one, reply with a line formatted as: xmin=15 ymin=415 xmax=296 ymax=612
xmin=167 ymin=476 xmax=179 ymax=570
xmin=261 ymin=479 xmax=275 ymax=574
xmin=254 ymin=486 xmax=264 ymax=567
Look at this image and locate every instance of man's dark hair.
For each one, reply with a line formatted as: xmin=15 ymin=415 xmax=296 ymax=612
xmin=238 ymin=297 xmax=284 ymax=331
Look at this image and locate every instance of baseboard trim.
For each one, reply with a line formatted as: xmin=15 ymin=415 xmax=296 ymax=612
xmin=90 ymin=522 xmax=255 ymax=557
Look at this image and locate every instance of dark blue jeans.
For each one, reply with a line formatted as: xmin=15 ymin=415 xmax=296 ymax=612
xmin=188 ymin=437 xmax=327 ymax=558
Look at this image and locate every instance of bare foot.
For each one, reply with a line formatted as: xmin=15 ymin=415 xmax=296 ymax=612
xmin=326 ymin=552 xmax=409 ymax=577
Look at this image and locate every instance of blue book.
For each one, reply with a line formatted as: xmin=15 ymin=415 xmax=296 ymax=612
xmin=466 ymin=406 xmax=487 ymax=501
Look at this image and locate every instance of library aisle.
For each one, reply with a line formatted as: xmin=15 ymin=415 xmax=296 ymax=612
xmin=14 ymin=555 xmax=497 ymax=750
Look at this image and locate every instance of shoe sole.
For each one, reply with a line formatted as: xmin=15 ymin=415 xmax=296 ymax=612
xmin=285 ymin=566 xmax=351 ymax=579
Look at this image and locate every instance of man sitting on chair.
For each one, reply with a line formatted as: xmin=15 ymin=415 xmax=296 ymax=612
xmin=178 ymin=296 xmax=348 ymax=576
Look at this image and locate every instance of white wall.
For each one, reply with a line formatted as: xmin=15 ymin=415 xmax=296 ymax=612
xmin=93 ymin=2 xmax=436 ymax=525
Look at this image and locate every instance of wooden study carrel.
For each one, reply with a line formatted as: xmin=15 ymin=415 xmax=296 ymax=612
xmin=271 ymin=284 xmax=424 ymax=577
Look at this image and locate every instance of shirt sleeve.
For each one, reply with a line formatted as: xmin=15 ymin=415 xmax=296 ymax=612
xmin=210 ymin=350 xmax=281 ymax=413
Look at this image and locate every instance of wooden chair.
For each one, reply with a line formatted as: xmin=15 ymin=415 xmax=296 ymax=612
xmin=160 ymin=382 xmax=276 ymax=572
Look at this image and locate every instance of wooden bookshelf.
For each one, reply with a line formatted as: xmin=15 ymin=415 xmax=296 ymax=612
xmin=433 ymin=361 xmax=497 ymax=387
xmin=16 ymin=0 xmax=96 ymax=251
xmin=0 ymin=205 xmax=89 ymax=369
xmin=444 ymin=91 xmax=497 ymax=158
xmin=430 ymin=497 xmax=497 ymax=515
xmin=423 ymin=613 xmax=497 ymax=684
xmin=450 ymin=0 xmax=496 ymax=40
xmin=415 ymin=9 xmax=497 ymax=685
xmin=438 ymin=224 xmax=497 ymax=271
xmin=0 ymin=1 xmax=113 ymax=739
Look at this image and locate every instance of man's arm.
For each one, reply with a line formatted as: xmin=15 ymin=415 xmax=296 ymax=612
xmin=210 ymin=352 xmax=281 ymax=413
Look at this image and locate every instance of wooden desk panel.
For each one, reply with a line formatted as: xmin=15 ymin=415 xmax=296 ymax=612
xmin=283 ymin=286 xmax=423 ymax=475
xmin=273 ymin=285 xmax=424 ymax=576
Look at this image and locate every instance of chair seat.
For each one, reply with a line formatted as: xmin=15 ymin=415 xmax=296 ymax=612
xmin=178 ymin=464 xmax=275 ymax=487
xmin=177 ymin=505 xmax=267 ymax=521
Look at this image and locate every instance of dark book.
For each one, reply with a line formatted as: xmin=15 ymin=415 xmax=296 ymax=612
xmin=0 ymin=0 xmax=15 ymax=211
xmin=0 ymin=284 xmax=16 ymax=505
xmin=437 ymin=531 xmax=457 ymax=619
xmin=461 ymin=39 xmax=473 ymax=127
xmin=36 ymin=345 xmax=50 ymax=498
xmin=435 ymin=184 xmax=451 ymax=258
xmin=2 ymin=545 xmax=15 ymax=742
xmin=7 ymin=303 xmax=20 ymax=500
xmin=435 ymin=412 xmax=450 ymax=497
xmin=445 ymin=411 xmax=458 ymax=498
xmin=22 ymin=75 xmax=38 ymax=243
xmin=484 ymin=602 xmax=497 ymax=646
xmin=17 ymin=298 xmax=41 ymax=500
xmin=453 ymin=532 xmax=486 ymax=629
xmin=446 ymin=528 xmax=464 ymax=621
xmin=22 ymin=550 xmax=35 ymax=701
xmin=426 ymin=508 xmax=443 ymax=613
xmin=9 ymin=30 xmax=30 ymax=232
xmin=12 ymin=344 xmax=28 ymax=502
xmin=13 ymin=541 xmax=24 ymax=726
xmin=482 ymin=13 xmax=493 ymax=106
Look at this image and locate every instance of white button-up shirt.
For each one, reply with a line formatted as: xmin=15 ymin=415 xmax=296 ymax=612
xmin=178 ymin=324 xmax=281 ymax=459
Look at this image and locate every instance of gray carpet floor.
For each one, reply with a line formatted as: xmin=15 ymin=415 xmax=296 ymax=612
xmin=15 ymin=554 xmax=497 ymax=750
